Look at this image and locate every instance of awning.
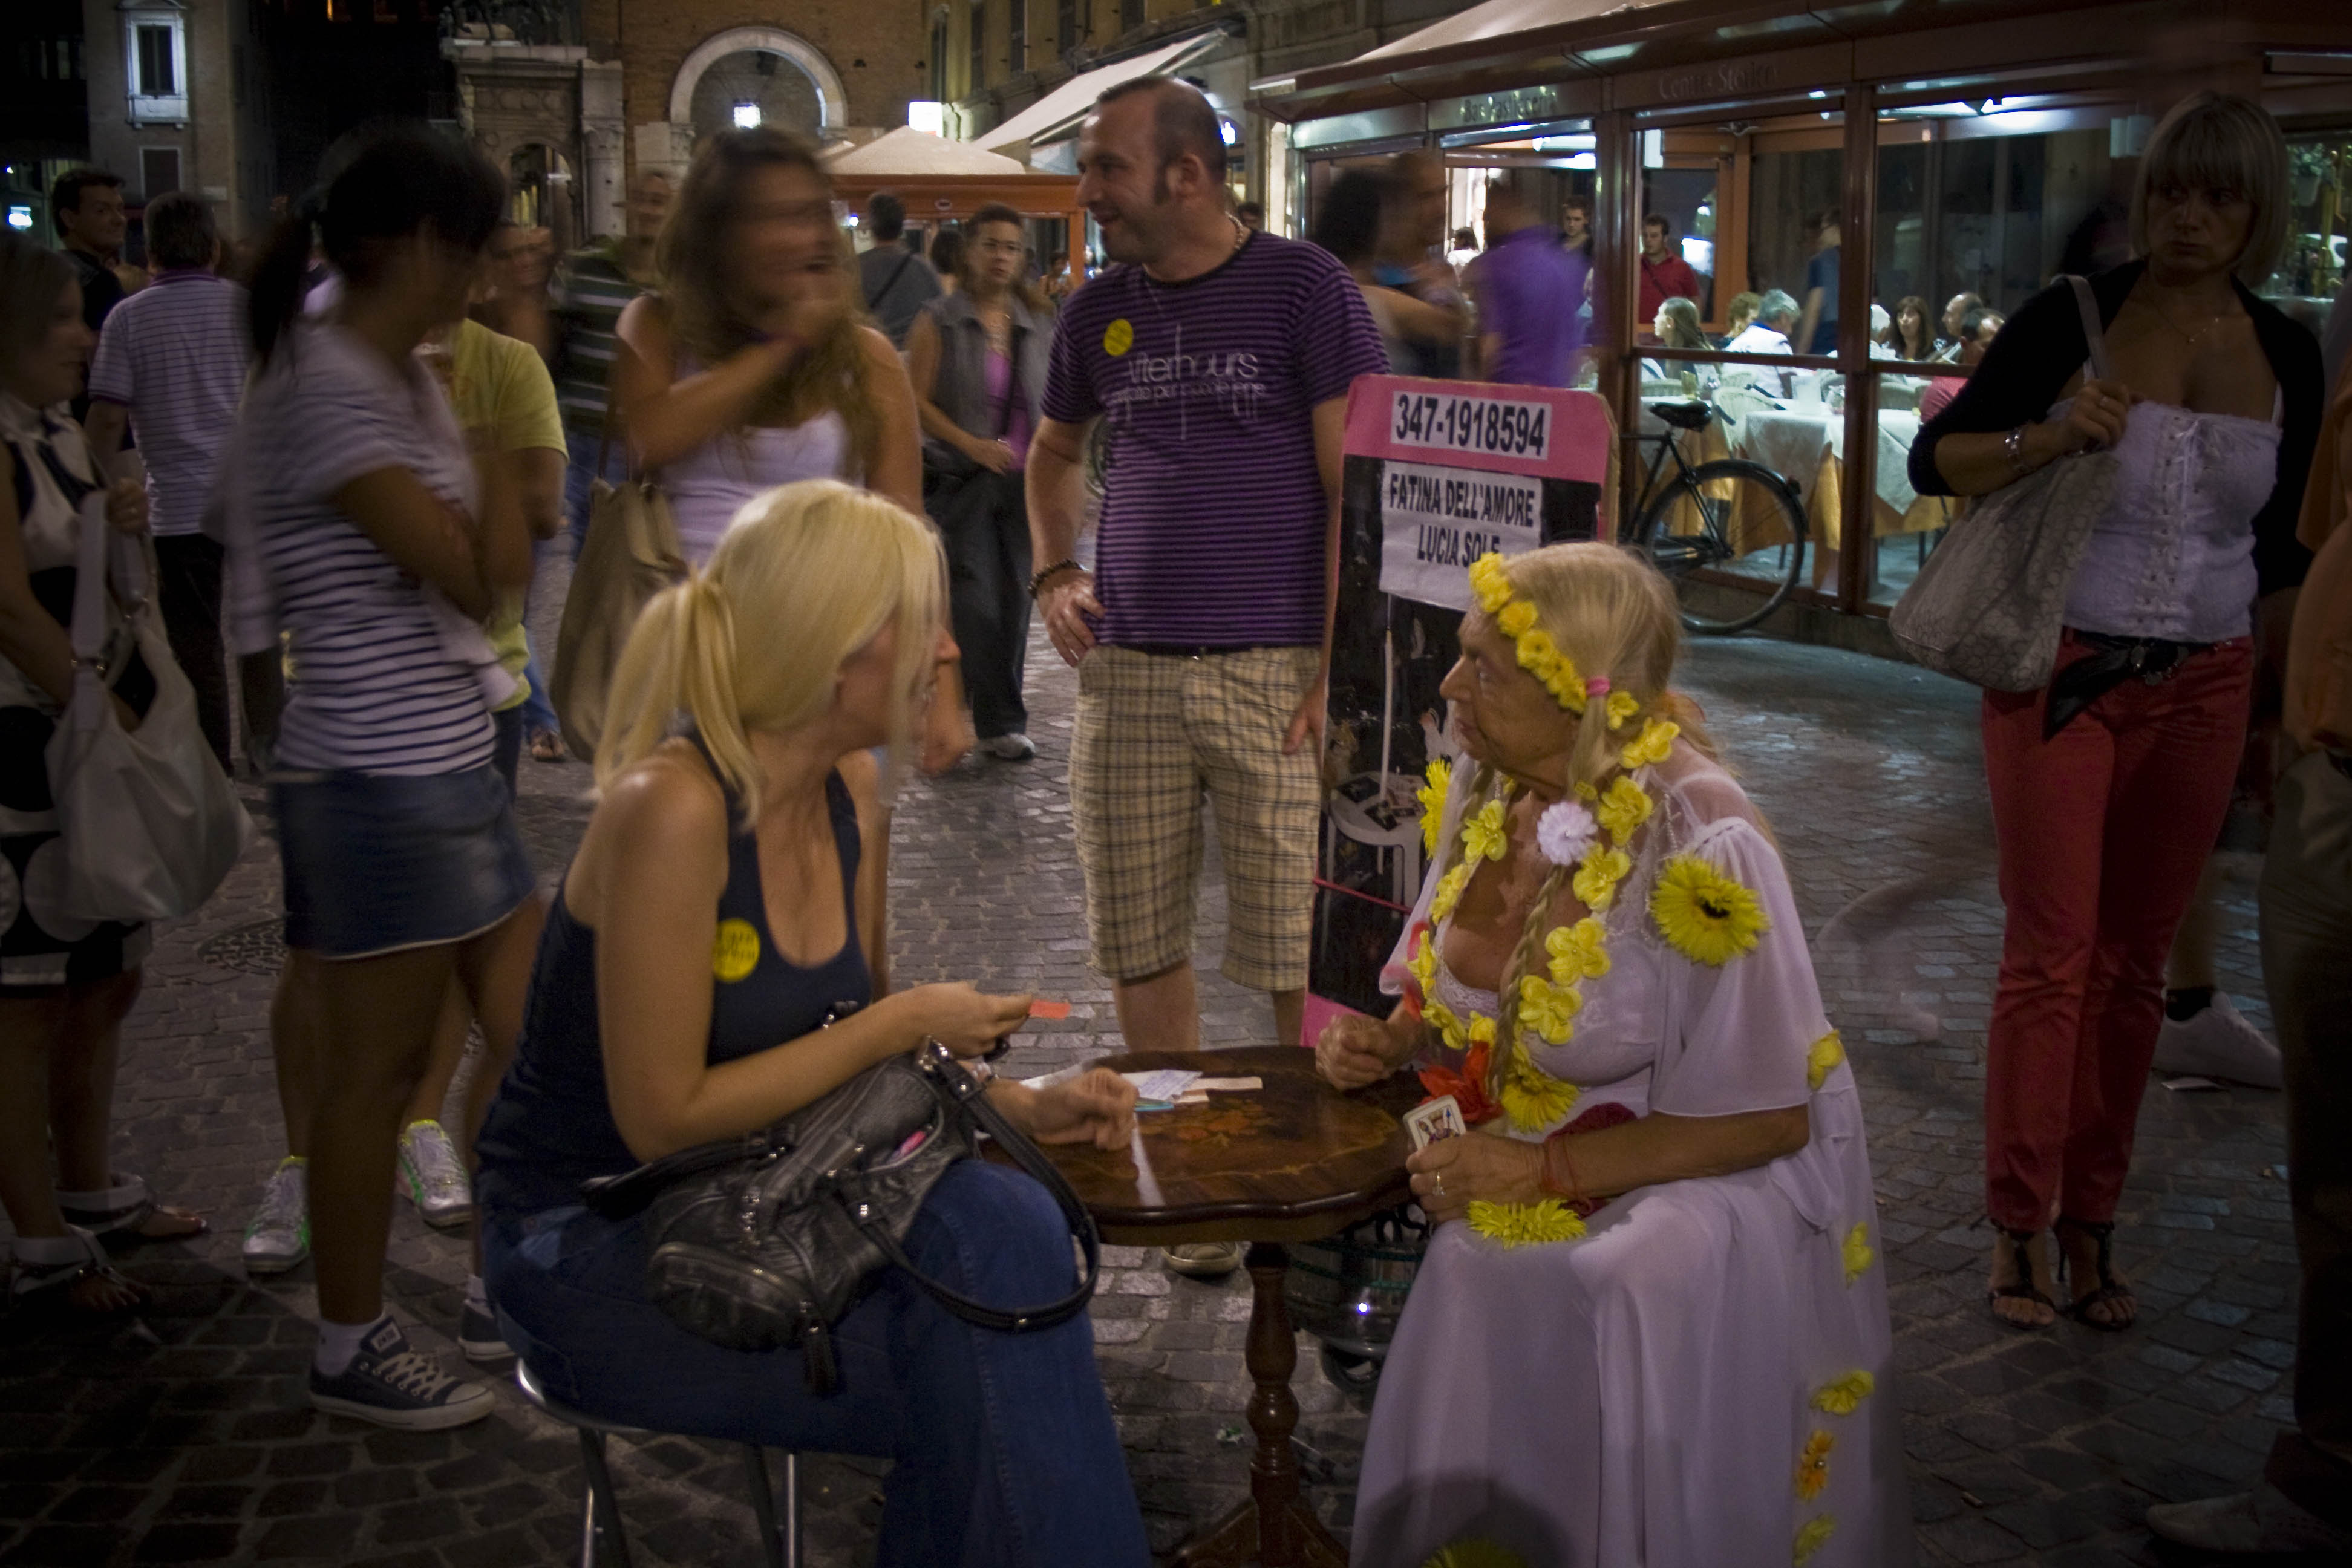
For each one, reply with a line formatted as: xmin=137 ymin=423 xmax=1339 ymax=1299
xmin=823 ymin=127 xmax=1028 ymax=178
xmin=976 ymin=30 xmax=1230 ymax=154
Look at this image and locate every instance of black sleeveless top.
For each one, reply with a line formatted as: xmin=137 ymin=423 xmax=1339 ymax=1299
xmin=476 ymin=762 xmax=872 ymax=1219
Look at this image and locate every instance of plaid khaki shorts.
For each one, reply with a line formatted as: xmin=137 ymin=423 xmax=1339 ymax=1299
xmin=1070 ymin=645 xmax=1322 ymax=992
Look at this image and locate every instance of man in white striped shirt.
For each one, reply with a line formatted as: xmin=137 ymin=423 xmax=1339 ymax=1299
xmin=85 ymin=192 xmax=266 ymax=771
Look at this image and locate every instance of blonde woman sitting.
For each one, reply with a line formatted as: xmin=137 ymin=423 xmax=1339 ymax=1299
xmin=1319 ymin=544 xmax=1907 ymax=1568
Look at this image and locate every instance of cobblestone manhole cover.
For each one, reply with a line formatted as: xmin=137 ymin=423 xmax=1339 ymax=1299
xmin=198 ymin=918 xmax=284 ymax=976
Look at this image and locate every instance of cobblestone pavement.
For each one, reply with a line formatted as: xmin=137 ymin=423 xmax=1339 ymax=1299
xmin=0 ymin=579 xmax=2310 ymax=1567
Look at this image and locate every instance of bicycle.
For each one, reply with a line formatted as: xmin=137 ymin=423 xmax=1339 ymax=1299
xmin=1627 ymin=400 xmax=1809 ymax=635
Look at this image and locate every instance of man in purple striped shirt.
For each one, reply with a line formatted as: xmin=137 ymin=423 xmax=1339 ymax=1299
xmin=1028 ymin=77 xmax=1387 ymax=1075
xmin=85 ymin=193 xmax=266 ymax=771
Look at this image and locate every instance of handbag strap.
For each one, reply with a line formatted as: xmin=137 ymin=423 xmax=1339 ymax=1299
xmin=2065 ymin=275 xmax=2114 ymax=384
xmin=855 ymin=1042 xmax=1102 ymax=1334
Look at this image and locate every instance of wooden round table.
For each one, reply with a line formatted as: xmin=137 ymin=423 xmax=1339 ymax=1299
xmin=1024 ymin=1045 xmax=1423 ymax=1568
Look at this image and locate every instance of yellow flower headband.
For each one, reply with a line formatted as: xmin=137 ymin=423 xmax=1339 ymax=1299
xmin=1467 ymin=553 xmax=1640 ymax=730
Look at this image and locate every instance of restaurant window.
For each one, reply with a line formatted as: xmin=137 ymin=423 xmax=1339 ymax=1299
xmin=1008 ymin=0 xmax=1025 ymax=74
xmin=2267 ymin=134 xmax=2349 ymax=322
xmin=968 ymin=0 xmax=986 ymax=93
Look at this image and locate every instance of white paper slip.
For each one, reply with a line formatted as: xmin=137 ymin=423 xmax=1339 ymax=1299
xmin=1194 ymin=1077 xmax=1263 ymax=1093
xmin=1121 ymin=1069 xmax=1203 ymax=1103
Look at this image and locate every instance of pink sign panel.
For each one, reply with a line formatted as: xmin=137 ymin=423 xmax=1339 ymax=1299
xmin=1342 ymin=375 xmax=1613 ymax=484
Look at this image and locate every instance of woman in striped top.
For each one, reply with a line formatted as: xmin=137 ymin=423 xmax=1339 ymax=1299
xmin=235 ymin=123 xmax=541 ymax=1430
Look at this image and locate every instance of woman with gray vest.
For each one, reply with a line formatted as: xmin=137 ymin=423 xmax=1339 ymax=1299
xmin=906 ymin=204 xmax=1051 ymax=761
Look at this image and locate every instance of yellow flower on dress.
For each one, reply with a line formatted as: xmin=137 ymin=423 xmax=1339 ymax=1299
xmin=1651 ymin=854 xmax=1770 ymax=965
xmin=1406 ymin=929 xmax=1439 ymax=1001
xmin=1466 ymin=1014 xmax=1497 ymax=1049
xmin=1466 ymin=1198 xmax=1587 ymax=1247
xmin=1517 ymin=974 xmax=1583 ymax=1044
xmin=1795 ymin=1430 xmax=1835 ymax=1501
xmin=1499 ymin=1050 xmax=1578 ymax=1130
xmin=1843 ymin=1223 xmax=1874 ymax=1285
xmin=1496 ymin=600 xmax=1537 ymax=639
xmin=1810 ymin=1371 xmax=1875 ymax=1416
xmin=1793 ymin=1515 xmax=1836 ymax=1564
xmin=1419 ymin=1540 xmax=1527 ymax=1568
xmin=1596 ymin=775 xmax=1655 ymax=846
xmin=1426 ymin=1002 xmax=1465 ymax=1053
xmin=1573 ymin=844 xmax=1634 ymax=912
xmin=1807 ymin=1031 xmax=1846 ymax=1091
xmin=1429 ymin=862 xmax=1472 ymax=924
xmin=1462 ymin=799 xmax=1510 ymax=864
xmin=1619 ymin=717 xmax=1681 ymax=771
xmin=1418 ymin=759 xmax=1452 ymax=855
xmin=1545 ymin=917 xmax=1612 ymax=984
xmin=1605 ymin=690 xmax=1641 ymax=731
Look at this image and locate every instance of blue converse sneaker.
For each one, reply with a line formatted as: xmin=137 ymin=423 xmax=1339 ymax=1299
xmin=459 ymin=1299 xmax=513 ymax=1367
xmin=310 ymin=1318 xmax=494 ymax=1429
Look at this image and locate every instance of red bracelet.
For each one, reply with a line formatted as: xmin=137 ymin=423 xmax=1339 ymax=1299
xmin=1538 ymin=1134 xmax=1585 ymax=1206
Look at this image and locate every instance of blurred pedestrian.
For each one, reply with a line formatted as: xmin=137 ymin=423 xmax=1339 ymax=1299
xmin=929 ymin=226 xmax=965 ymax=295
xmin=1310 ymin=169 xmax=1460 ymax=374
xmin=907 ymin=203 xmax=1047 ymax=763
xmin=235 ymin=122 xmax=539 ymax=1427
xmin=0 ymin=234 xmax=206 ymax=1318
xmin=549 ymin=168 xmax=671 ymax=559
xmin=1635 ymin=212 xmax=1700 ymax=336
xmin=1467 ymin=176 xmax=1587 ymax=387
xmin=1910 ymin=92 xmax=2321 ymax=1334
xmin=1560 ymin=193 xmax=1593 ymax=264
xmin=858 ymin=191 xmax=942 ymax=348
xmin=1236 ymin=200 xmax=1264 ymax=233
xmin=1794 ymin=209 xmax=1841 ymax=356
xmin=1374 ymin=152 xmax=1469 ymax=379
xmin=471 ymin=221 xmax=552 ymax=361
xmin=1934 ymin=290 xmax=1984 ymax=359
xmin=2146 ymin=344 xmax=2352 ymax=1558
xmin=612 ymin=128 xmax=971 ymax=773
xmin=1916 ymin=307 xmax=2003 ymax=424
xmin=82 ymin=192 xmax=269 ymax=774
xmin=51 ymin=169 xmax=134 ymax=338
xmin=1028 ymin=75 xmax=1384 ymax=1086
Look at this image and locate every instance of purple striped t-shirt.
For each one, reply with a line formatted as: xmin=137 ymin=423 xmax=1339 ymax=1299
xmin=1042 ymin=232 xmax=1387 ymax=647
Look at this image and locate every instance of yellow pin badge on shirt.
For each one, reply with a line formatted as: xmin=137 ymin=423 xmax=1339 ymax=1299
xmin=712 ymin=918 xmax=760 ymax=982
xmin=1103 ymin=319 xmax=1134 ymax=357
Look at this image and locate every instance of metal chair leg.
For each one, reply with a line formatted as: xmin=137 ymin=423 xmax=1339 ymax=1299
xmin=576 ymin=1428 xmax=635 ymax=1568
xmin=740 ymin=1446 xmax=784 ymax=1568
xmin=780 ymin=1452 xmax=800 ymax=1568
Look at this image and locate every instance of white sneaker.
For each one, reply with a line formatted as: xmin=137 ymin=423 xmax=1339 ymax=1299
xmin=397 ymin=1120 xmax=474 ymax=1229
xmin=241 ymin=1158 xmax=310 ymax=1276
xmin=981 ymin=733 xmax=1037 ymax=762
xmin=2152 ymin=994 xmax=2284 ymax=1089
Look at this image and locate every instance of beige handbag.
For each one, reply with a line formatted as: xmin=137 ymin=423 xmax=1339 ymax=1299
xmin=549 ymin=427 xmax=685 ymax=761
xmin=1890 ymin=276 xmax=2116 ymax=693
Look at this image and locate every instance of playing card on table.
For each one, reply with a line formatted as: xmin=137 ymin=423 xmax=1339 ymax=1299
xmin=1404 ymin=1096 xmax=1466 ymax=1151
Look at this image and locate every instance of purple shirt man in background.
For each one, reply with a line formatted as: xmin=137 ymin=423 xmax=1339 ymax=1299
xmin=1468 ymin=177 xmax=1589 ymax=388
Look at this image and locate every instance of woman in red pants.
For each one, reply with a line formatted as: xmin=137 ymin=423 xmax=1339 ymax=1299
xmin=1910 ymin=91 xmax=2323 ymax=1331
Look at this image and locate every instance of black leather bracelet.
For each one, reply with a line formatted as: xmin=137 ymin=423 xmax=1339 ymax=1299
xmin=1028 ymin=558 xmax=1083 ymax=599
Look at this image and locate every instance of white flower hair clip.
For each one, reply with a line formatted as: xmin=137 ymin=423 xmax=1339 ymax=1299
xmin=1535 ymin=799 xmax=1599 ymax=869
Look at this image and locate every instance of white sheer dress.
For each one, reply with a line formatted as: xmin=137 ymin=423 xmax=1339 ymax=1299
xmin=1351 ymin=744 xmax=1911 ymax=1568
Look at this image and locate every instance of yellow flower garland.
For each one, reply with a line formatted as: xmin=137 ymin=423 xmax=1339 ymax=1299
xmin=1461 ymin=798 xmax=1510 ymax=864
xmin=1419 ymin=758 xmax=1452 ymax=855
xmin=1517 ymin=973 xmax=1581 ymax=1044
xmin=1795 ymin=1430 xmax=1835 ymax=1501
xmin=1650 ymin=854 xmax=1770 ymax=966
xmin=1596 ymin=774 xmax=1655 ymax=844
xmin=1621 ymin=716 xmax=1679 ymax=770
xmin=1465 ymin=1198 xmax=1587 ymax=1247
xmin=1572 ymin=844 xmax=1633 ymax=912
xmin=1809 ymin=1370 xmax=1875 ymax=1416
xmin=1792 ymin=1515 xmax=1836 ymax=1564
xmin=1843 ymin=1223 xmax=1874 ymax=1285
xmin=1807 ymin=1030 xmax=1846 ymax=1091
xmin=1468 ymin=551 xmax=1647 ymax=726
xmin=1545 ymin=917 xmax=1610 ymax=984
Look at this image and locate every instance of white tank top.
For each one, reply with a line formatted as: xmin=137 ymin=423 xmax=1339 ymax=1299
xmin=664 ymin=411 xmax=853 ymax=567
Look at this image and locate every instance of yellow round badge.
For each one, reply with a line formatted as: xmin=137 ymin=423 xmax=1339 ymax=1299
xmin=711 ymin=918 xmax=760 ymax=982
xmin=1103 ymin=318 xmax=1134 ymax=357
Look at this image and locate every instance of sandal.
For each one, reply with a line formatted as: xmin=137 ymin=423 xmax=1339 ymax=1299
xmin=56 ymin=1174 xmax=208 ymax=1242
xmin=9 ymin=1226 xmax=149 ymax=1315
xmin=529 ymin=729 xmax=567 ymax=764
xmin=1985 ymin=1223 xmax=2057 ymax=1330
xmin=2056 ymin=1215 xmax=2136 ymax=1331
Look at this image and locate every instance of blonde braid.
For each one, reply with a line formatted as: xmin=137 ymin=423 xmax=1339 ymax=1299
xmin=1492 ymin=863 xmax=1571 ymax=1099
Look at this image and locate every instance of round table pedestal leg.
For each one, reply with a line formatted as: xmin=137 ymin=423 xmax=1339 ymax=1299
xmin=1171 ymin=1241 xmax=1347 ymax=1568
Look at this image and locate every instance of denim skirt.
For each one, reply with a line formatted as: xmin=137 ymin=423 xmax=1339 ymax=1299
xmin=272 ymin=765 xmax=535 ymax=959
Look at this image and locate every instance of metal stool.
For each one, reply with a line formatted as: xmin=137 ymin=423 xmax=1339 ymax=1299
xmin=514 ymin=1361 xmax=800 ymax=1568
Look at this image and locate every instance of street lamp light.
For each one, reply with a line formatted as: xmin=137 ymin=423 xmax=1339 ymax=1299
xmin=733 ymin=102 xmax=760 ymax=129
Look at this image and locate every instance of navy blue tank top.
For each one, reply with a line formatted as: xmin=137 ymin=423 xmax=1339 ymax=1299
xmin=477 ymin=762 xmax=871 ymax=1218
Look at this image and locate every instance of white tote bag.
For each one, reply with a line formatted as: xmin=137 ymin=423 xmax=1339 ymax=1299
xmin=43 ymin=494 xmax=253 ymax=923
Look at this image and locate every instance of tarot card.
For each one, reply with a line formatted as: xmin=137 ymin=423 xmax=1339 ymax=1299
xmin=1403 ymin=1095 xmax=1467 ymax=1151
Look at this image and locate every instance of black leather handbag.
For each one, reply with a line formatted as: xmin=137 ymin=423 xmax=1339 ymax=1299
xmin=578 ymin=1041 xmax=1100 ymax=1393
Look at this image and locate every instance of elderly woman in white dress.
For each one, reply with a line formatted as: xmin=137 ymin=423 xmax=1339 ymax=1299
xmin=1316 ymin=543 xmax=1908 ymax=1568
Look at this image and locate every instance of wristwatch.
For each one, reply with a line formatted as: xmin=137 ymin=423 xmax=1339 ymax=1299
xmin=2002 ymin=425 xmax=2032 ymax=475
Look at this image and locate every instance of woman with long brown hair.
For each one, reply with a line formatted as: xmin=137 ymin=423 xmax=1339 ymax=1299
xmin=613 ymin=126 xmax=967 ymax=768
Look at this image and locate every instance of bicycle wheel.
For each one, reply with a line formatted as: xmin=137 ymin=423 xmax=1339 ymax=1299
xmin=1633 ymin=457 xmax=1808 ymax=635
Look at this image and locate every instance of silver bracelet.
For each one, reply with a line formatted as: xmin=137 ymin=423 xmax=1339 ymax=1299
xmin=2003 ymin=425 xmax=2032 ymax=475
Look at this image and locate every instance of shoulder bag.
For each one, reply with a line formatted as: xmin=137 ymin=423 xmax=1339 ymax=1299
xmin=578 ymin=1039 xmax=1102 ymax=1395
xmin=549 ymin=415 xmax=685 ymax=761
xmin=41 ymin=467 xmax=253 ymax=923
xmin=1889 ymin=275 xmax=2118 ymax=693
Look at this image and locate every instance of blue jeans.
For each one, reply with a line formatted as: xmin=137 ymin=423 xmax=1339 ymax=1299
xmin=518 ymin=534 xmax=562 ymax=740
xmin=484 ymin=1159 xmax=1149 ymax=1568
xmin=564 ymin=424 xmax=628 ymax=561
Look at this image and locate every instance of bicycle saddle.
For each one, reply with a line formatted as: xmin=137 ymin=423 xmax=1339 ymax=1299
xmin=1649 ymin=400 xmax=1712 ymax=430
